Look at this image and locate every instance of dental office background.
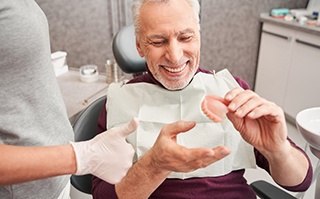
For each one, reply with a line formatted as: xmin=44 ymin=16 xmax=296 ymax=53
xmin=36 ymin=0 xmax=310 ymax=89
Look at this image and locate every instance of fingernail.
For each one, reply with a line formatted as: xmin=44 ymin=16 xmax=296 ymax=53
xmin=186 ymin=121 xmax=195 ymax=125
xmin=236 ymin=108 xmax=242 ymax=116
xmin=220 ymin=148 xmax=231 ymax=156
xmin=204 ymin=150 xmax=215 ymax=157
xmin=229 ymin=103 xmax=235 ymax=111
xmin=248 ymin=111 xmax=255 ymax=118
xmin=225 ymin=94 xmax=232 ymax=101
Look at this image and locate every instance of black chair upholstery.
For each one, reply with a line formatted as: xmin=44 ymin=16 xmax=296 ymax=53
xmin=250 ymin=180 xmax=297 ymax=199
xmin=112 ymin=24 xmax=146 ymax=74
xmin=70 ymin=95 xmax=106 ymax=194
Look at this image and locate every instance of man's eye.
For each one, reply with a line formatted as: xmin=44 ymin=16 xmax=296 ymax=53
xmin=180 ymin=36 xmax=192 ymax=41
xmin=151 ymin=41 xmax=165 ymax=46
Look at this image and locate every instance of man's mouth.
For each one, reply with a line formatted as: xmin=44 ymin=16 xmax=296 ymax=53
xmin=161 ymin=63 xmax=187 ymax=73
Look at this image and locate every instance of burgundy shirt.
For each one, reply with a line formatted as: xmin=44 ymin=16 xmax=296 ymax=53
xmin=92 ymin=68 xmax=312 ymax=199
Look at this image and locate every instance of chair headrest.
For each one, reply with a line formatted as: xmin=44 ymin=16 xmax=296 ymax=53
xmin=112 ymin=24 xmax=146 ymax=74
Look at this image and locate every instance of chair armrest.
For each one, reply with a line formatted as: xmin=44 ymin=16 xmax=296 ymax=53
xmin=250 ymin=180 xmax=296 ymax=199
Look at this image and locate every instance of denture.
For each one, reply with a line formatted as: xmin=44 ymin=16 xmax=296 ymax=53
xmin=201 ymin=95 xmax=229 ymax=123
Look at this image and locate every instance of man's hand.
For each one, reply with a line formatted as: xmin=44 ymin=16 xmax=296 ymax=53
xmin=148 ymin=120 xmax=231 ymax=173
xmin=224 ymin=87 xmax=288 ymax=155
xmin=224 ymin=87 xmax=310 ymax=186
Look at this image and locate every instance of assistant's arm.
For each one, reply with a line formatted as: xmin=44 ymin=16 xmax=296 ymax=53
xmin=0 ymin=144 xmax=76 ymax=186
xmin=1 ymin=117 xmax=137 ymax=186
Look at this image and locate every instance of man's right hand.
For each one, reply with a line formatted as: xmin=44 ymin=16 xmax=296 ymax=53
xmin=148 ymin=120 xmax=231 ymax=173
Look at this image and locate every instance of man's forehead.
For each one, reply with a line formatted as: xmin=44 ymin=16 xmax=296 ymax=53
xmin=138 ymin=0 xmax=199 ymax=38
xmin=139 ymin=0 xmax=195 ymax=23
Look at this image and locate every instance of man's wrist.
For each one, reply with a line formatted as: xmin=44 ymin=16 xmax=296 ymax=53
xmin=138 ymin=150 xmax=171 ymax=179
xmin=259 ymin=140 xmax=293 ymax=163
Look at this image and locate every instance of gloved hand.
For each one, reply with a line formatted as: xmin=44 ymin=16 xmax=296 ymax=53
xmin=70 ymin=118 xmax=138 ymax=184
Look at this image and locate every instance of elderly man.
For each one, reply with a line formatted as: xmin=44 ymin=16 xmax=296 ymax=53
xmin=92 ymin=0 xmax=312 ymax=198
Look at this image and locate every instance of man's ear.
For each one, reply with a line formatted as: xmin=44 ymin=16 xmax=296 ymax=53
xmin=136 ymin=39 xmax=144 ymax=58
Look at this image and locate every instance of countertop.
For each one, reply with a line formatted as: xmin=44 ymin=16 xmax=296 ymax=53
xmin=56 ymin=68 xmax=109 ymax=124
xmin=260 ymin=13 xmax=320 ymax=36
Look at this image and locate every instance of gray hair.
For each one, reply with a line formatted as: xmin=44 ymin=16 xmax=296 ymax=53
xmin=131 ymin=0 xmax=200 ymax=38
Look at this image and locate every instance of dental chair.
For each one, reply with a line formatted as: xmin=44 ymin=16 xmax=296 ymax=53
xmin=70 ymin=95 xmax=106 ymax=194
xmin=112 ymin=24 xmax=146 ymax=74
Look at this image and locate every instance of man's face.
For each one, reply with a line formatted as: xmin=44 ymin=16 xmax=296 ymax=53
xmin=136 ymin=0 xmax=201 ymax=90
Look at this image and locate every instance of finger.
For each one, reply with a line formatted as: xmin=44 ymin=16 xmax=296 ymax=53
xmin=246 ymin=102 xmax=284 ymax=121
xmin=188 ymin=148 xmax=231 ymax=169
xmin=116 ymin=117 xmax=139 ymax=138
xmin=184 ymin=146 xmax=231 ymax=162
xmin=161 ymin=120 xmax=196 ymax=138
xmin=224 ymin=87 xmax=244 ymax=102
xmin=226 ymin=89 xmax=258 ymax=112
xmin=233 ymin=95 xmax=265 ymax=117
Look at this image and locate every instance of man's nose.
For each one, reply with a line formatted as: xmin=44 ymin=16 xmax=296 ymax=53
xmin=165 ymin=41 xmax=183 ymax=64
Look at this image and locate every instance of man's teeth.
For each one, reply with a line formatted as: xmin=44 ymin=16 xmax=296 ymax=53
xmin=163 ymin=64 xmax=186 ymax=73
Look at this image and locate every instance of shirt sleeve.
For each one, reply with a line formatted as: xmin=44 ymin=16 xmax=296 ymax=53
xmin=233 ymin=76 xmax=250 ymax=90
xmin=254 ymin=139 xmax=313 ymax=192
xmin=92 ymin=176 xmax=118 ymax=199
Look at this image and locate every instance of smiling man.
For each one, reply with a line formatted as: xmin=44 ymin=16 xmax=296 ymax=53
xmin=91 ymin=0 xmax=312 ymax=198
xmin=135 ymin=0 xmax=200 ymax=90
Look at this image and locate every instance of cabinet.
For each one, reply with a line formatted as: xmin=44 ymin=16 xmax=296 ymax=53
xmin=255 ymin=23 xmax=320 ymax=120
xmin=255 ymin=23 xmax=294 ymax=107
xmin=283 ymin=31 xmax=320 ymax=118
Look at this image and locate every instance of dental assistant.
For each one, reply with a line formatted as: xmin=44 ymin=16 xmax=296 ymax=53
xmin=0 ymin=1 xmax=137 ymax=198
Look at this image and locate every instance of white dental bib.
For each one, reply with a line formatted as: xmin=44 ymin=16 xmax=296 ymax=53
xmin=107 ymin=69 xmax=255 ymax=179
